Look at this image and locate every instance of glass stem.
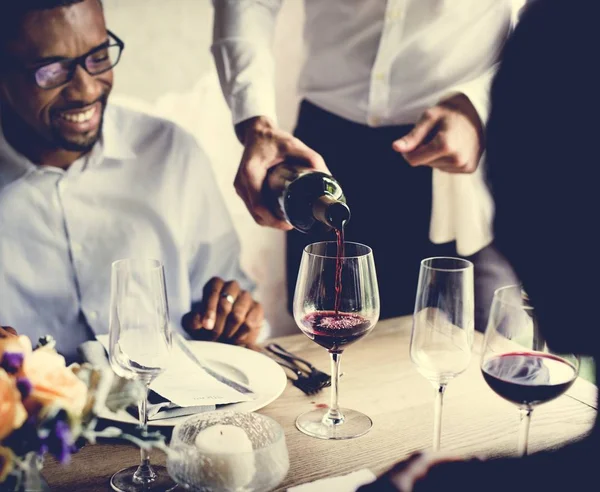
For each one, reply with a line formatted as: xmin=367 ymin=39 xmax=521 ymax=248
xmin=518 ymin=407 xmax=533 ymax=457
xmin=433 ymin=384 xmax=447 ymax=452
xmin=325 ymin=351 xmax=344 ymax=425
xmin=133 ymin=383 xmax=156 ymax=484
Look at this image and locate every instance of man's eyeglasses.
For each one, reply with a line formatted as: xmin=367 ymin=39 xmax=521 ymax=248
xmin=24 ymin=30 xmax=125 ymax=90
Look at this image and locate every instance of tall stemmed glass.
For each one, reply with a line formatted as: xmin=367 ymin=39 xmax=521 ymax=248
xmin=293 ymin=241 xmax=380 ymax=440
xmin=108 ymin=258 xmax=176 ymax=491
xmin=410 ymin=257 xmax=474 ymax=451
xmin=481 ymin=285 xmax=580 ymax=456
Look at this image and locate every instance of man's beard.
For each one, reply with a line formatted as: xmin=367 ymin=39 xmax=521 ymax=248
xmin=50 ymin=95 xmax=108 ymax=152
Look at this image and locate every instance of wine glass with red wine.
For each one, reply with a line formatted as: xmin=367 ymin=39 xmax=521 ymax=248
xmin=481 ymin=285 xmax=580 ymax=456
xmin=410 ymin=257 xmax=475 ymax=451
xmin=293 ymin=241 xmax=380 ymax=439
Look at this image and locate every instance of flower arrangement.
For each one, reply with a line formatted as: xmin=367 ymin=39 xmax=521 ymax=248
xmin=0 ymin=333 xmax=166 ymax=491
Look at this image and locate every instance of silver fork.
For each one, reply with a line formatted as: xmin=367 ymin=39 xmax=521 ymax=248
xmin=262 ymin=349 xmax=326 ymax=395
xmin=266 ymin=343 xmax=331 ymax=388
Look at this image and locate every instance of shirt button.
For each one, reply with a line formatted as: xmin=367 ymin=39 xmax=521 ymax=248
xmin=58 ymin=180 xmax=68 ymax=193
xmin=374 ymin=72 xmax=386 ymax=81
xmin=88 ymin=311 xmax=98 ymax=321
xmin=71 ymin=243 xmax=82 ymax=254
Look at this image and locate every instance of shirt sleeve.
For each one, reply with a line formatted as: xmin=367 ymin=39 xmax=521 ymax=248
xmin=441 ymin=65 xmax=498 ymax=130
xmin=211 ymin=0 xmax=283 ymax=126
xmin=175 ymin=129 xmax=256 ymax=311
xmin=440 ymin=0 xmax=537 ymax=130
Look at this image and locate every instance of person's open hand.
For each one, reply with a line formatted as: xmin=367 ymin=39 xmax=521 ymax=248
xmin=234 ymin=116 xmax=329 ymax=230
xmin=392 ymin=93 xmax=484 ymax=174
xmin=181 ymin=277 xmax=264 ymax=346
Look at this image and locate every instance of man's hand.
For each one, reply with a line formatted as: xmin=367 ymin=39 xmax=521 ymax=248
xmin=392 ymin=93 xmax=484 ymax=174
xmin=234 ymin=116 xmax=329 ymax=230
xmin=181 ymin=277 xmax=264 ymax=346
xmin=357 ymin=452 xmax=466 ymax=491
xmin=0 ymin=326 xmax=17 ymax=339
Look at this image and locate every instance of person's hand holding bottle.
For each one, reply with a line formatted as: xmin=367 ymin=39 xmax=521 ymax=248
xmin=234 ymin=116 xmax=330 ymax=230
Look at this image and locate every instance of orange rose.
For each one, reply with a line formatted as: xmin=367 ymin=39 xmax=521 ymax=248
xmin=21 ymin=349 xmax=87 ymax=417
xmin=0 ymin=369 xmax=27 ymax=440
xmin=0 ymin=335 xmax=32 ymax=360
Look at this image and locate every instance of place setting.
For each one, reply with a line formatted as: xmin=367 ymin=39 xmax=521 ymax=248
xmin=83 ymin=258 xmax=293 ymax=491
xmin=73 ymin=239 xmax=381 ymax=491
xmin=3 ymin=241 xmax=595 ymax=492
xmin=10 ymin=241 xmax=593 ymax=492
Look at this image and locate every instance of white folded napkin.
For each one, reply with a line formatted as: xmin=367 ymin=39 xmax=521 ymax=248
xmin=288 ymin=469 xmax=376 ymax=492
xmin=94 ymin=335 xmax=255 ymax=406
xmin=79 ymin=340 xmax=111 ymax=368
xmin=80 ymin=339 xmax=220 ymax=420
xmin=145 ymin=399 xmax=215 ymax=421
xmin=430 ymin=162 xmax=494 ymax=256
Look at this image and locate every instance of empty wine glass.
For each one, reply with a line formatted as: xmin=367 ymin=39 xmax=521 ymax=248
xmin=481 ymin=285 xmax=580 ymax=456
xmin=293 ymin=241 xmax=380 ymax=440
xmin=108 ymin=258 xmax=176 ymax=491
xmin=410 ymin=257 xmax=474 ymax=451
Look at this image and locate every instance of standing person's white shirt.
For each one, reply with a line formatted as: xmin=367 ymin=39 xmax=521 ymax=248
xmin=211 ymin=0 xmax=526 ymax=255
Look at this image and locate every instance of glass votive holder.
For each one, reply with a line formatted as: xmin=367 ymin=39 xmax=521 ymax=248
xmin=167 ymin=411 xmax=289 ymax=492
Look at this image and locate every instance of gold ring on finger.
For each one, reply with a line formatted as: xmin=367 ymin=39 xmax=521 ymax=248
xmin=221 ymin=293 xmax=235 ymax=305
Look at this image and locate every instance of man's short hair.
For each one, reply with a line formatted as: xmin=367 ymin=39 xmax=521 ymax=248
xmin=0 ymin=1 xmax=101 ymax=52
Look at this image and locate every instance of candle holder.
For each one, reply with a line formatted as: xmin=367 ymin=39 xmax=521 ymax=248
xmin=167 ymin=411 xmax=289 ymax=492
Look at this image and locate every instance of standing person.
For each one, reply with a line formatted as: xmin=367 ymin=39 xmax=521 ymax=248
xmin=358 ymin=0 xmax=600 ymax=489
xmin=211 ymin=0 xmax=522 ymax=328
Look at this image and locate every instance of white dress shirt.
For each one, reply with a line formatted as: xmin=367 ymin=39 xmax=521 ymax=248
xmin=212 ymin=0 xmax=526 ymax=256
xmin=0 ymin=104 xmax=253 ymax=362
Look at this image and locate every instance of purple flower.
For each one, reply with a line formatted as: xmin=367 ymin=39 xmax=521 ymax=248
xmin=16 ymin=377 xmax=32 ymax=399
xmin=48 ymin=420 xmax=74 ymax=464
xmin=38 ymin=442 xmax=49 ymax=456
xmin=1 ymin=352 xmax=24 ymax=374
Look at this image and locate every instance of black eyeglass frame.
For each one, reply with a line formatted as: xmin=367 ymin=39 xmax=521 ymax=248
xmin=4 ymin=29 xmax=125 ymax=90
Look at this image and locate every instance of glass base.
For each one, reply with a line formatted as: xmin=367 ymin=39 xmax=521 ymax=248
xmin=110 ymin=465 xmax=178 ymax=492
xmin=296 ymin=407 xmax=372 ymax=440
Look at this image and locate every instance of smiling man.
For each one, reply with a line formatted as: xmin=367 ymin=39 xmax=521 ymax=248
xmin=0 ymin=0 xmax=112 ymax=168
xmin=0 ymin=0 xmax=264 ymax=363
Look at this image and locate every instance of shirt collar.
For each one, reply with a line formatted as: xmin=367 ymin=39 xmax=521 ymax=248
xmin=0 ymin=103 xmax=136 ymax=186
xmin=98 ymin=104 xmax=137 ymax=162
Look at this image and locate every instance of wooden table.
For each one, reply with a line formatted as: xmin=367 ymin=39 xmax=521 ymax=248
xmin=44 ymin=316 xmax=597 ymax=491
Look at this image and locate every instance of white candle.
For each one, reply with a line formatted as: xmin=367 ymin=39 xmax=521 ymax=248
xmin=194 ymin=424 xmax=255 ymax=489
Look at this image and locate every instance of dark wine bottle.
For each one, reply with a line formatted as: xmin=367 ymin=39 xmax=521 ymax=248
xmin=264 ymin=162 xmax=351 ymax=233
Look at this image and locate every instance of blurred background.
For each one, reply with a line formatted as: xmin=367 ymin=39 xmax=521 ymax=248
xmin=103 ymin=0 xmax=305 ymax=337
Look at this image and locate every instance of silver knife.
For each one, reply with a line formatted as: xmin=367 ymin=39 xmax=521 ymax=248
xmin=175 ymin=334 xmax=255 ymax=396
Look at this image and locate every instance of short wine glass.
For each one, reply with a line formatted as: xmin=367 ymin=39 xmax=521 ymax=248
xmin=481 ymin=284 xmax=580 ymax=456
xmin=293 ymin=241 xmax=380 ymax=440
xmin=108 ymin=258 xmax=176 ymax=491
xmin=410 ymin=257 xmax=475 ymax=451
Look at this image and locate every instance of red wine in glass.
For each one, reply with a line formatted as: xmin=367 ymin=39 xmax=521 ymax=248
xmin=482 ymin=352 xmax=577 ymax=407
xmin=301 ymin=311 xmax=372 ymax=353
xmin=294 ymin=241 xmax=379 ymax=439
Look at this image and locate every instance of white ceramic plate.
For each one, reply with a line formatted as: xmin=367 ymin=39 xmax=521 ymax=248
xmin=98 ymin=342 xmax=287 ymax=427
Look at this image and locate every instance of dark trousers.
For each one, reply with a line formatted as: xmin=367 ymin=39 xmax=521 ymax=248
xmin=286 ymin=100 xmax=518 ymax=331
